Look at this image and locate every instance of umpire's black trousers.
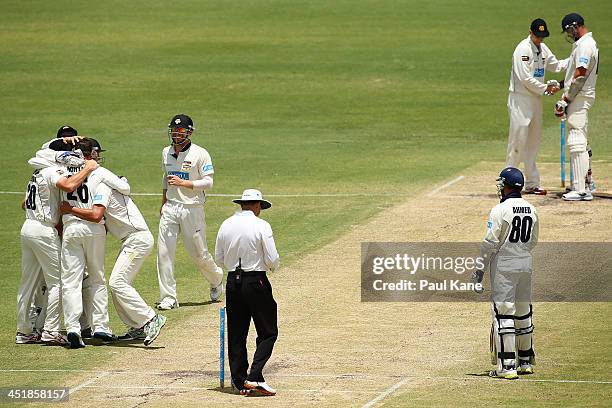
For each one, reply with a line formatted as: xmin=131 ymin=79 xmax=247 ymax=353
xmin=226 ymin=270 xmax=278 ymax=387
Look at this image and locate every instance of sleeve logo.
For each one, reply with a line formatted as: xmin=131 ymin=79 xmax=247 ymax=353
xmin=522 ymin=56 xmax=529 ymax=61
xmin=203 ymin=164 xmax=214 ymax=172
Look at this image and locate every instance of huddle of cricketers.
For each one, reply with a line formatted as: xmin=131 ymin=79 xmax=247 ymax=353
xmin=16 ymin=114 xmax=224 ymax=349
xmin=506 ymin=13 xmax=598 ymax=201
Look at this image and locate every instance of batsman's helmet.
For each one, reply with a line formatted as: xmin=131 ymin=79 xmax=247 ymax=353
xmin=561 ymin=13 xmax=584 ymax=32
xmin=498 ymin=167 xmax=524 ymax=190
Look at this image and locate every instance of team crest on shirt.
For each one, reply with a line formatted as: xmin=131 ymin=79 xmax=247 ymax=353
xmin=522 ymin=56 xmax=529 ymax=61
xmin=181 ymin=161 xmax=192 ymax=171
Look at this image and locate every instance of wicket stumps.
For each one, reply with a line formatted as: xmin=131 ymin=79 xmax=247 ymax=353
xmin=219 ymin=306 xmax=226 ymax=388
xmin=561 ymin=118 xmax=574 ymax=189
xmin=561 ymin=118 xmax=566 ymax=188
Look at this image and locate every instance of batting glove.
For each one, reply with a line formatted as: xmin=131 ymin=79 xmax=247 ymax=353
xmin=554 ymin=99 xmax=568 ymax=117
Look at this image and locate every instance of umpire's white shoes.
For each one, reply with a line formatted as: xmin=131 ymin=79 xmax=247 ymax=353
xmin=67 ymin=332 xmax=86 ymax=349
xmin=15 ymin=331 xmax=41 ymax=344
xmin=562 ymin=191 xmax=593 ymax=201
xmin=41 ymin=330 xmax=69 ymax=346
xmin=210 ymin=282 xmax=224 ymax=302
xmin=244 ymin=381 xmax=276 ymax=396
xmin=157 ymin=298 xmax=179 ymax=310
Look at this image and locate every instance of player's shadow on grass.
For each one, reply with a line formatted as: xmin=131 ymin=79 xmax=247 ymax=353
xmin=180 ymin=300 xmax=218 ymax=307
xmin=467 ymin=372 xmax=493 ymax=377
xmin=210 ymin=387 xmax=266 ymax=397
xmin=82 ymin=338 xmax=165 ymax=350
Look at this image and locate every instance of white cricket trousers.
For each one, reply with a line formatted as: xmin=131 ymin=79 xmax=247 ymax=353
xmin=61 ymin=221 xmax=111 ymax=334
xmin=567 ymin=96 xmax=594 ymax=193
xmin=17 ymin=219 xmax=62 ymax=333
xmin=506 ymin=92 xmax=543 ymax=190
xmin=490 ymin=257 xmax=534 ymax=370
xmin=157 ymin=201 xmax=223 ymax=303
xmin=109 ymin=230 xmax=156 ymax=328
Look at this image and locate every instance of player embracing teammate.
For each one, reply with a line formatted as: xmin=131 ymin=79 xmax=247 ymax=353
xmin=16 ymin=128 xmax=167 ymax=348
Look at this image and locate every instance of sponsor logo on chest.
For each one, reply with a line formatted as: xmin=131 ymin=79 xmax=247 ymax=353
xmin=181 ymin=161 xmax=192 ymax=172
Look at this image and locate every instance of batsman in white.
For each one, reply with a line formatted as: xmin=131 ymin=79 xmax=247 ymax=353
xmin=553 ymin=13 xmax=599 ymax=201
xmin=58 ymin=138 xmax=130 ymax=348
xmin=156 ymin=114 xmax=223 ymax=310
xmin=506 ymin=18 xmax=567 ymax=195
xmin=17 ymin=131 xmax=98 ymax=346
xmin=473 ymin=167 xmax=539 ymax=379
xmin=61 ymin=178 xmax=167 ymax=346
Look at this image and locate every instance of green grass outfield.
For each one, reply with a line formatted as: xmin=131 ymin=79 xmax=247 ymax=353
xmin=0 ymin=0 xmax=610 ymax=405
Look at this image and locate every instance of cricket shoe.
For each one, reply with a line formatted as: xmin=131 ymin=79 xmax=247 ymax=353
xmin=144 ymin=314 xmax=167 ymax=346
xmin=15 ymin=331 xmax=41 ymax=344
xmin=156 ymin=298 xmax=179 ymax=310
xmin=210 ymin=282 xmax=224 ymax=302
xmin=67 ymin=332 xmax=86 ymax=349
xmin=518 ymin=362 xmax=534 ymax=375
xmin=93 ymin=331 xmax=117 ymax=343
xmin=489 ymin=368 xmax=518 ymax=380
xmin=118 ymin=326 xmax=146 ymax=341
xmin=81 ymin=327 xmax=93 ymax=339
xmin=523 ymin=187 xmax=547 ymax=195
xmin=244 ymin=381 xmax=277 ymax=396
xmin=562 ymin=191 xmax=593 ymax=201
xmin=41 ymin=330 xmax=69 ymax=346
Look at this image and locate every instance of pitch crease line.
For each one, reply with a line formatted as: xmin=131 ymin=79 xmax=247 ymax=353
xmin=426 ymin=175 xmax=465 ymax=197
xmin=69 ymin=371 xmax=110 ymax=395
xmin=361 ymin=377 xmax=411 ymax=408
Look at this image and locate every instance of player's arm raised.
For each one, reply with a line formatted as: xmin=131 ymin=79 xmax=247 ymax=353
xmin=55 ymin=159 xmax=98 ymax=193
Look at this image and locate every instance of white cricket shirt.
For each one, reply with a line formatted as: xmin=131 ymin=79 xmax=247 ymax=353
xmin=509 ymin=36 xmax=568 ymax=96
xmin=93 ymin=183 xmax=149 ymax=240
xmin=481 ymin=196 xmax=539 ymax=271
xmin=215 ymin=210 xmax=280 ymax=272
xmin=23 ymin=165 xmax=67 ymax=226
xmin=564 ymin=32 xmax=599 ymax=99
xmin=61 ymin=166 xmax=130 ymax=225
xmin=162 ymin=142 xmax=214 ymax=206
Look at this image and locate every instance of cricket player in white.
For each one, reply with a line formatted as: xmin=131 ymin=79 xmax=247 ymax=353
xmin=554 ymin=13 xmax=599 ymax=201
xmin=157 ymin=114 xmax=223 ymax=310
xmin=506 ymin=18 xmax=567 ymax=195
xmin=61 ymin=180 xmax=167 ymax=346
xmin=60 ymin=138 xmax=130 ymax=348
xmin=475 ymin=167 xmax=539 ymax=379
xmin=17 ymin=155 xmax=98 ymax=345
